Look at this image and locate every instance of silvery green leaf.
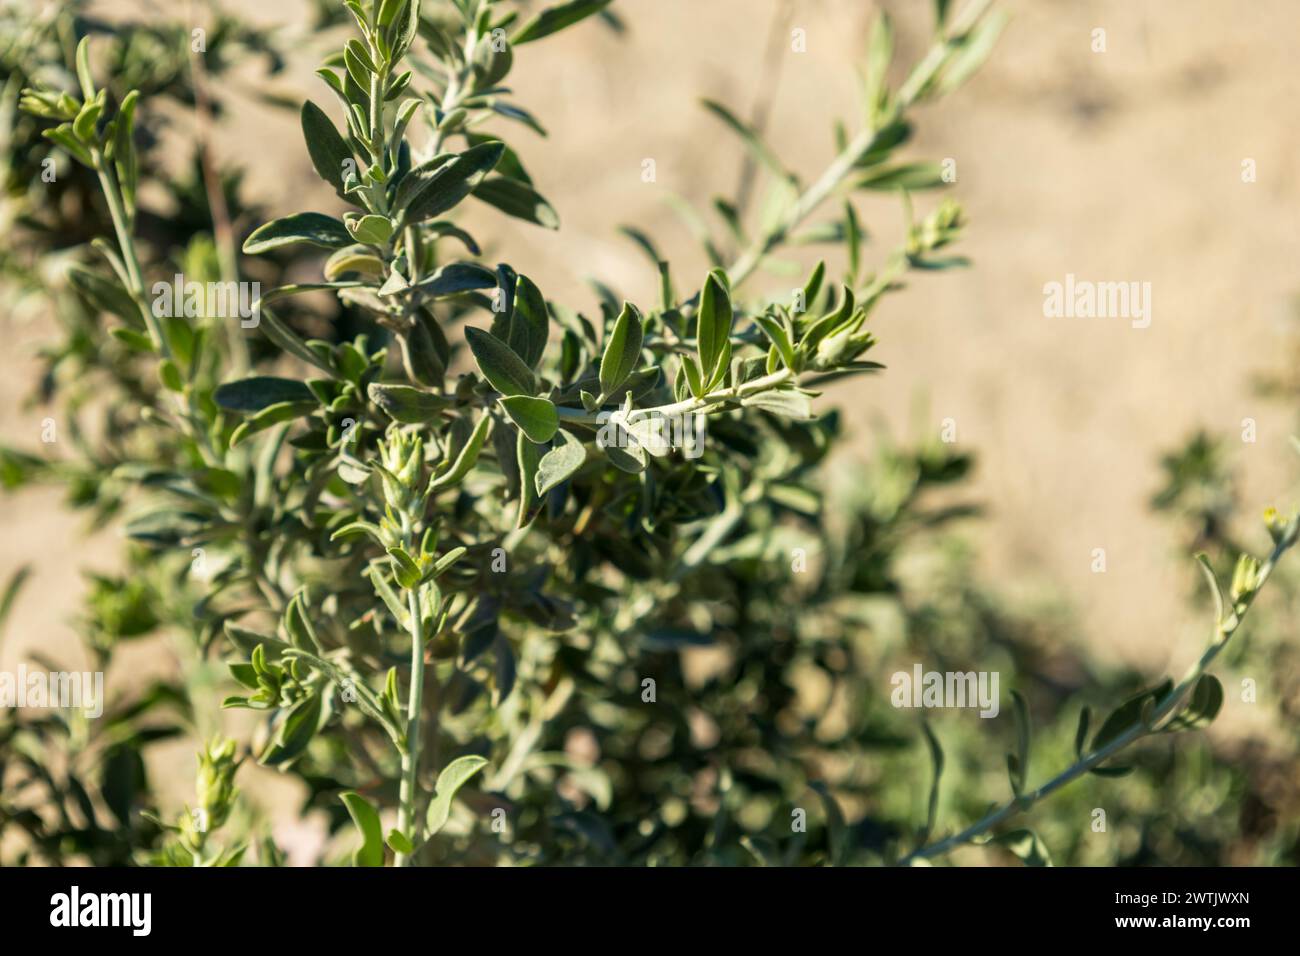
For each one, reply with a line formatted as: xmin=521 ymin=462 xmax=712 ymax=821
xmin=426 ymin=755 xmax=489 ymax=836
xmin=696 ymin=270 xmax=734 ymax=390
xmin=499 ymin=396 xmax=559 ymax=444
xmin=465 ymin=327 xmax=535 ymax=396
xmin=260 ymin=692 xmax=326 ymax=767
xmin=511 ymin=0 xmax=613 ymax=45
xmin=398 ymin=141 xmax=504 ymax=223
xmin=857 ymin=161 xmax=948 ymax=191
xmin=243 ymin=213 xmax=353 ymax=254
xmin=471 ymin=175 xmax=559 ymax=229
xmin=429 ymin=413 xmax=492 ymax=490
xmin=499 ymin=274 xmax=550 ymax=368
xmin=411 ymin=261 xmax=497 ymax=298
xmin=368 ymin=383 xmax=453 ymax=423
xmin=599 ymin=302 xmax=643 ymax=399
xmin=229 ymin=400 xmax=317 ymax=447
xmin=740 ymin=389 xmax=813 ymax=419
xmin=535 ymin=430 xmax=587 ymax=496
xmin=68 ymin=266 xmax=137 ymax=323
xmin=752 ymin=312 xmax=796 ymax=370
xmin=300 ymin=100 xmax=353 ymax=197
xmin=215 ymin=376 xmax=314 ymax=413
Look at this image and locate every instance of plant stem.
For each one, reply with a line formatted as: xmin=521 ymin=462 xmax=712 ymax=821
xmin=555 ymin=368 xmax=796 ymax=426
xmin=91 ymin=149 xmax=166 ymax=356
xmin=899 ymin=521 xmax=1299 ymax=865
xmin=394 ymin=584 xmax=424 ymax=866
xmin=724 ymin=16 xmax=966 ymax=289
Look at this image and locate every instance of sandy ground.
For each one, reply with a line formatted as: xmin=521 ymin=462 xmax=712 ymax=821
xmin=3 ymin=0 xmax=1299 ymax=746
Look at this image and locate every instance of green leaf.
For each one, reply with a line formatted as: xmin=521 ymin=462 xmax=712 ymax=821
xmin=472 ymin=176 xmax=560 ymax=229
xmin=1073 ymin=706 xmax=1091 ymax=759
xmin=386 ymin=829 xmax=414 ymax=855
xmin=215 ymin=376 xmax=314 ymax=413
xmin=696 ymin=270 xmax=734 ymax=390
xmin=516 ymin=429 xmax=544 ymax=524
xmin=430 ymin=413 xmax=493 ymax=491
xmin=301 ymin=100 xmax=354 ymax=196
xmin=511 ymin=0 xmax=613 ymax=45
xmin=499 ymin=396 xmax=559 ymax=444
xmin=260 ymin=692 xmax=324 ymax=767
xmin=535 ymin=430 xmax=587 ymax=496
xmin=68 ymin=266 xmax=138 ymax=323
xmin=1163 ymin=674 xmax=1224 ymax=732
xmin=341 ymin=792 xmax=385 ymax=867
xmin=409 ymin=261 xmax=497 ymax=299
xmin=425 ymin=755 xmax=489 ymax=836
xmin=990 ymin=828 xmax=1053 ymax=867
xmin=397 ymin=141 xmax=504 ymax=224
xmin=1090 ymin=679 xmax=1173 ymax=757
xmin=229 ymin=400 xmax=317 ymax=447
xmin=347 ymin=213 xmax=394 ymax=246
xmin=753 ymin=312 xmax=796 ymax=370
xmin=368 ymin=383 xmax=453 ymax=423
xmin=243 ymin=213 xmax=353 ymax=254
xmin=919 ymin=721 xmax=944 ymax=845
xmin=858 ymin=161 xmax=948 ymax=191
xmin=1195 ymin=553 xmax=1226 ymax=625
xmin=740 ymin=389 xmax=812 ymax=419
xmin=599 ymin=302 xmax=643 ymax=399
xmin=680 ymin=355 xmax=705 ymax=399
xmin=465 ymin=327 xmax=535 ymax=396
xmin=496 ymin=274 xmax=550 ymax=369
xmin=387 ymin=547 xmax=422 ymax=589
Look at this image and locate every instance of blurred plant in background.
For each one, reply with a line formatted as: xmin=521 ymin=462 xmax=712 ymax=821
xmin=1 ymin=0 xmax=1296 ymax=869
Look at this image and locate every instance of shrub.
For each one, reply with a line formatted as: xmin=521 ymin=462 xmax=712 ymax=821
xmin=3 ymin=0 xmax=1296 ymax=867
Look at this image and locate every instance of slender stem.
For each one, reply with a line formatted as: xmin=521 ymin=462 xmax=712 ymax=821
xmin=725 ymin=17 xmax=965 ymax=289
xmin=394 ymin=584 xmax=425 ymax=866
xmin=900 ymin=522 xmax=1298 ymax=865
xmin=91 ymin=149 xmax=166 ymax=356
xmin=556 ymin=368 xmax=795 ymax=426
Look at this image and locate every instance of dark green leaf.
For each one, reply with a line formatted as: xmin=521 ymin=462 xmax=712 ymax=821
xmin=1163 ymin=674 xmax=1224 ymax=732
xmin=472 ymin=176 xmax=560 ymax=229
xmin=465 ymin=327 xmax=535 ymax=396
xmin=598 ymin=302 xmax=643 ymax=398
xmin=368 ymin=383 xmax=453 ymax=423
xmin=696 ymin=270 xmax=733 ymax=389
xmin=243 ymin=213 xmax=353 ymax=254
xmin=301 ymin=100 xmax=354 ymax=196
xmin=511 ymin=0 xmax=613 ymax=45
xmin=499 ymin=396 xmax=558 ymax=444
xmin=215 ymin=376 xmax=314 ymax=413
xmin=398 ymin=141 xmax=504 ymax=223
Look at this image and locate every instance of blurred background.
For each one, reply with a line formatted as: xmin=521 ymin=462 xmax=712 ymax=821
xmin=2 ymin=0 xmax=1298 ymax=863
